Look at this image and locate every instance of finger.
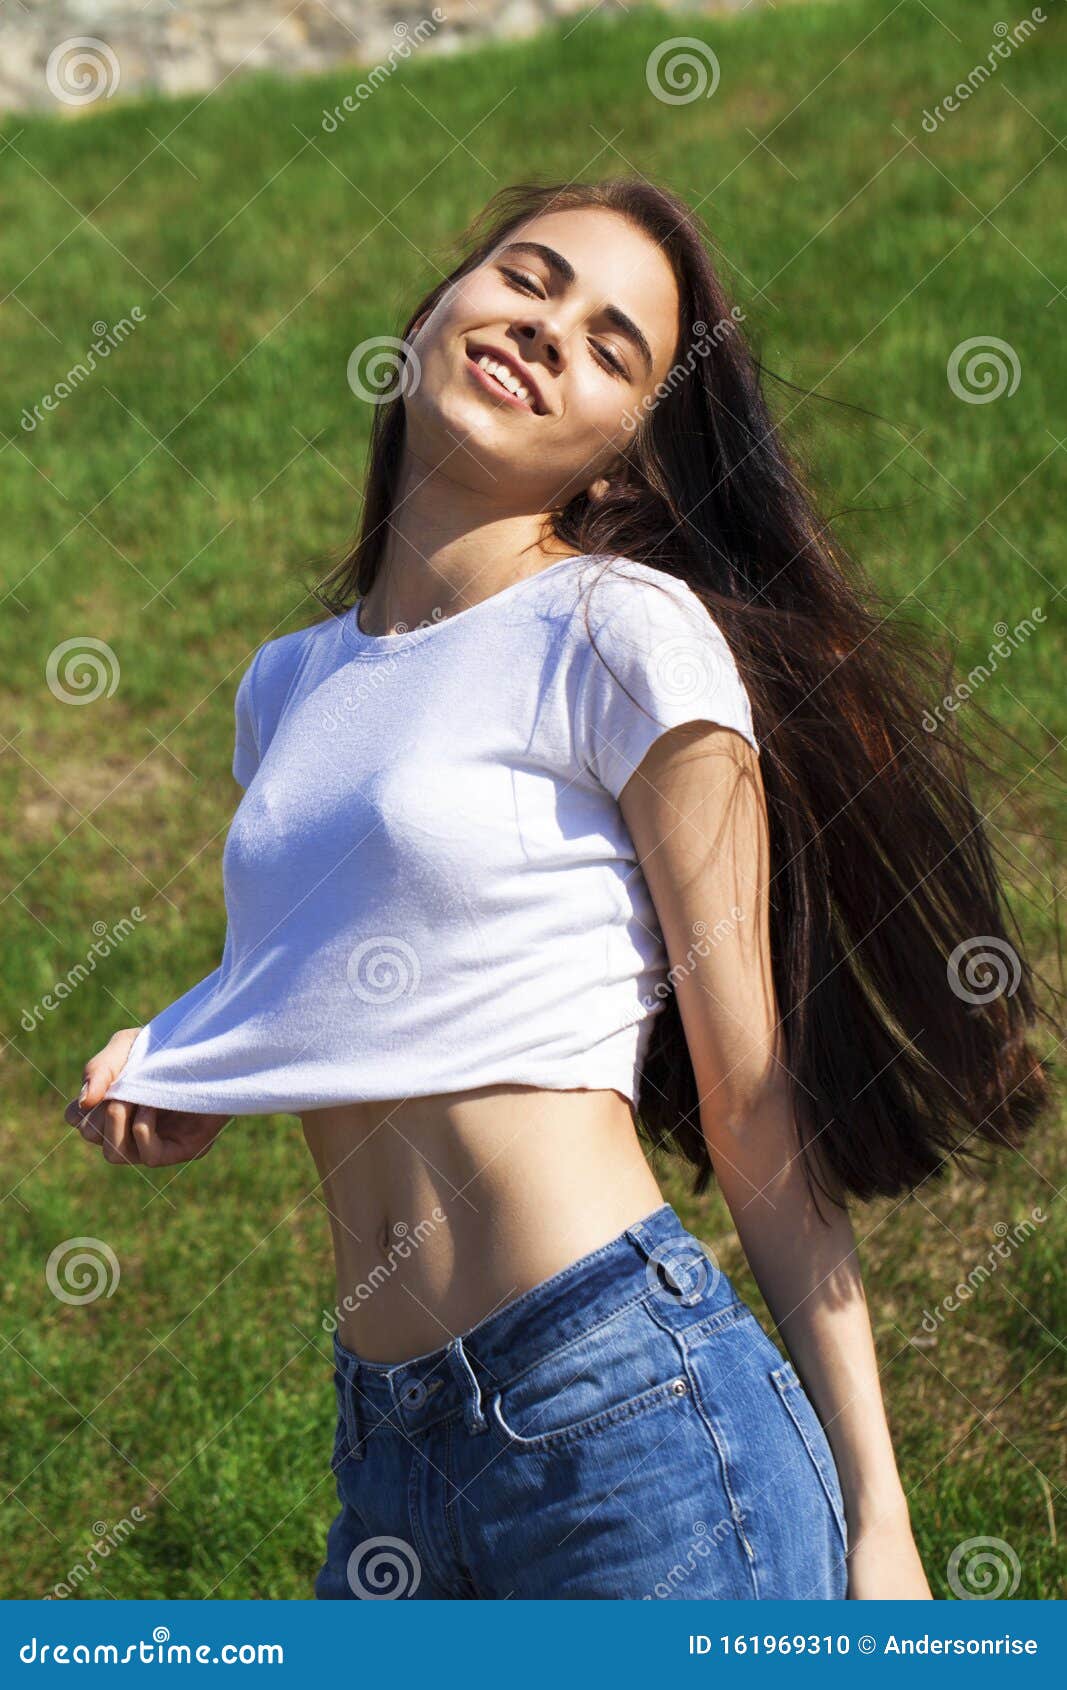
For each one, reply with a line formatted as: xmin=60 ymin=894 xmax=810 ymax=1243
xmin=65 ymin=1098 xmax=106 ymax=1141
xmin=102 ymin=1101 xmax=138 ymax=1165
xmin=130 ymin=1106 xmax=162 ymax=1167
xmin=77 ymin=1109 xmax=105 ymax=1145
xmin=153 ymin=1112 xmax=224 ymax=1166
xmin=77 ymin=1027 xmax=143 ymax=1112
xmin=78 ymin=1053 xmax=114 ymax=1112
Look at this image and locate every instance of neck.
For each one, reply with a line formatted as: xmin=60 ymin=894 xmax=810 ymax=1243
xmin=361 ymin=453 xmax=570 ymax=637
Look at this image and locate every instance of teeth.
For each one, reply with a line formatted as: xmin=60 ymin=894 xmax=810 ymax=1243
xmin=475 ymin=354 xmax=533 ymax=407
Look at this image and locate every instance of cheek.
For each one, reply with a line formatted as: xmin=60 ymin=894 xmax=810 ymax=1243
xmin=563 ymin=376 xmax=640 ymax=455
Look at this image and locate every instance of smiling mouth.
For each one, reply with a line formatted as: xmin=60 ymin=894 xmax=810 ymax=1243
xmin=464 ymin=345 xmax=544 ymax=414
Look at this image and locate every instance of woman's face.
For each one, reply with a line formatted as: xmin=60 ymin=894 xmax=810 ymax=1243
xmin=403 ymin=207 xmax=682 ymax=507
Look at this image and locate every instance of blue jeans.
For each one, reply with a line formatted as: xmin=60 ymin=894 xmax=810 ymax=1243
xmin=315 ymin=1202 xmax=849 ymax=1599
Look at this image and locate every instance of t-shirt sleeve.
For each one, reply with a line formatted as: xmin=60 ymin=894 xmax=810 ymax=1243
xmin=232 ymin=648 xmax=262 ymax=789
xmin=575 ymin=570 xmax=758 ymax=802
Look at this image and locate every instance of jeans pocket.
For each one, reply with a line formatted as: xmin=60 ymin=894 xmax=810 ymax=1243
xmin=770 ymin=1362 xmax=848 ymax=1553
xmin=488 ymin=1302 xmax=691 ymax=1454
xmin=489 ymin=1373 xmax=690 ymax=1453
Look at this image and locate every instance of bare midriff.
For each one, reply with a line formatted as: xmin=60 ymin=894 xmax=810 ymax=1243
xmin=299 ymin=1084 xmax=664 ymax=1364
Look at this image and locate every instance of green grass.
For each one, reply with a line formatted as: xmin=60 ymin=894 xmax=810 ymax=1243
xmin=1 ymin=0 xmax=1064 ymax=1599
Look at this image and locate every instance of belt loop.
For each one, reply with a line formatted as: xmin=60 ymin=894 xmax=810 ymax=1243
xmin=626 ymin=1208 xmax=705 ymax=1307
xmin=445 ymin=1336 xmax=487 ymax=1434
xmin=345 ymin=1364 xmax=365 ymax=1461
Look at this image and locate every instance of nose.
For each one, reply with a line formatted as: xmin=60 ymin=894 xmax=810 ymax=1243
xmin=517 ymin=318 xmax=563 ymax=371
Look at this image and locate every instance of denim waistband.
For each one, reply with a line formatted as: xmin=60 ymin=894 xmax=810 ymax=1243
xmin=329 ymin=1201 xmax=738 ymax=1443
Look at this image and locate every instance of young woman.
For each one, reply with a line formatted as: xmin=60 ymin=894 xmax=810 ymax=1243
xmin=67 ymin=178 xmax=1047 ymax=1601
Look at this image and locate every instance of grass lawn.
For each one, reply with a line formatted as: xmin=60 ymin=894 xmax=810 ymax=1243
xmin=1 ymin=0 xmax=1063 ymax=1599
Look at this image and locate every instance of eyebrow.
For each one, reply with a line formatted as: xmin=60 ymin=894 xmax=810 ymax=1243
xmin=499 ymin=240 xmax=655 ymax=376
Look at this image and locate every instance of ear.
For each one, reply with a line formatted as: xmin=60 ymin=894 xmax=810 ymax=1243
xmin=587 ymin=471 xmax=624 ymax=502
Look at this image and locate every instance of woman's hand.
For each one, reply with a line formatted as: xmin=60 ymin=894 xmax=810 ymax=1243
xmin=64 ymin=1026 xmax=230 ymax=1166
xmin=846 ymin=1508 xmax=933 ymax=1598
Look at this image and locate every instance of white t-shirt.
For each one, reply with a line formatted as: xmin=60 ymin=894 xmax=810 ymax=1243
xmin=103 ymin=553 xmax=758 ymax=1117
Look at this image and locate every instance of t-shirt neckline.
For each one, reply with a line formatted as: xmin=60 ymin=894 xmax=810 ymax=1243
xmin=339 ymin=553 xmax=589 ymax=660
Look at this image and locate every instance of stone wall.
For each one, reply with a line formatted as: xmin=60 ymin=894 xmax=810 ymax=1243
xmin=0 ymin=0 xmax=772 ymax=113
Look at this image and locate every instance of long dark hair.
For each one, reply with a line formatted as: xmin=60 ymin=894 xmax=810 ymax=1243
xmin=311 ymin=177 xmax=1051 ymax=1208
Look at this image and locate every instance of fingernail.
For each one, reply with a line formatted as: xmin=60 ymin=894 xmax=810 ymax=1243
xmin=79 ymin=1082 xmax=89 ymax=1103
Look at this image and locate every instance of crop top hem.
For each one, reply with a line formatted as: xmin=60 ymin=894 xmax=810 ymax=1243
xmin=103 ymin=1068 xmax=641 ymax=1119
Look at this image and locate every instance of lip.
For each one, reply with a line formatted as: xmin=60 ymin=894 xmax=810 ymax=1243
xmin=464 ymin=340 xmax=547 ymax=415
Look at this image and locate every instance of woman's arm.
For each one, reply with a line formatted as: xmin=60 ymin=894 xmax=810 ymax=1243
xmin=619 ymin=722 xmax=932 ymax=1599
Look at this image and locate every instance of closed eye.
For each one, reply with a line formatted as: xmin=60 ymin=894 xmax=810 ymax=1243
xmin=499 ymin=267 xmax=630 ymax=380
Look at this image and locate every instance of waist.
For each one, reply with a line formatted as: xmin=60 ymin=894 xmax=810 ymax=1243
xmin=329 ymin=1200 xmax=741 ymax=1438
xmin=302 ymin=1084 xmax=664 ymax=1362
